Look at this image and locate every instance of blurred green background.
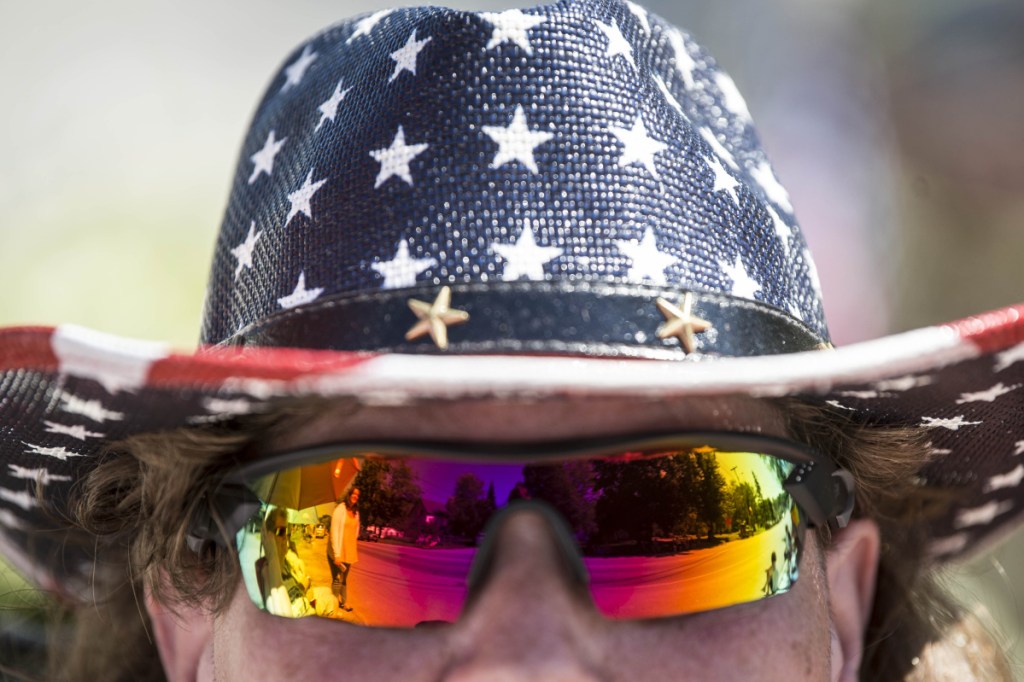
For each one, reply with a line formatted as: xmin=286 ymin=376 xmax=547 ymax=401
xmin=1 ymin=0 xmax=1022 ymax=676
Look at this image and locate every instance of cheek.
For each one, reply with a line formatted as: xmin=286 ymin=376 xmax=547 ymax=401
xmin=604 ymin=540 xmax=834 ymax=681
xmin=207 ymin=582 xmax=452 ymax=681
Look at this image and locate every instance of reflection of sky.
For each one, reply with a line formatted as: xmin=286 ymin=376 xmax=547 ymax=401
xmin=714 ymin=452 xmax=790 ymax=498
xmin=406 ymin=460 xmax=524 ymax=508
xmin=390 ymin=450 xmax=790 ymax=509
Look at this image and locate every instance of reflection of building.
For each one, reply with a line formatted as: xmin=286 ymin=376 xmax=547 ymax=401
xmin=422 ymin=499 xmax=448 ymax=530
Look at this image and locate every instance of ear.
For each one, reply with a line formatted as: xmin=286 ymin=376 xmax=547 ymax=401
xmin=825 ymin=518 xmax=881 ymax=682
xmin=144 ymin=576 xmax=214 ymax=682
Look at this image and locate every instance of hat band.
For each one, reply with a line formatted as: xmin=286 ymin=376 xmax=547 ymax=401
xmin=229 ymin=281 xmax=824 ymax=358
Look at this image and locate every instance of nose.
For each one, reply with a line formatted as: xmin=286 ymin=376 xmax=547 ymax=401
xmin=442 ymin=504 xmax=609 ymax=681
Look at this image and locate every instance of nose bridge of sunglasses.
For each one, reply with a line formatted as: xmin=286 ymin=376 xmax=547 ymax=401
xmin=464 ymin=500 xmax=591 ymax=606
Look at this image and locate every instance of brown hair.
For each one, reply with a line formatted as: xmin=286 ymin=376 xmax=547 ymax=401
xmin=38 ymin=396 xmax=1012 ymax=681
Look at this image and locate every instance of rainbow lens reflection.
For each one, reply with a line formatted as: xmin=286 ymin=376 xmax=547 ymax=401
xmin=236 ymin=446 xmax=802 ymax=627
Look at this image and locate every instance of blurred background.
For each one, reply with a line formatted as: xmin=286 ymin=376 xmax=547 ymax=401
xmin=1 ymin=0 xmax=1022 ymax=675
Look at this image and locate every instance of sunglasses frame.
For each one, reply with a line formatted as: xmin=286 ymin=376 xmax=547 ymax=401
xmin=187 ymin=431 xmax=855 ymax=556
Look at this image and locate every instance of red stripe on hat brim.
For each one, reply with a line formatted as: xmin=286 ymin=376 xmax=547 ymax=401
xmin=0 ymin=327 xmax=60 ymax=371
xmin=0 ymin=327 xmax=376 ymax=387
xmin=147 ymin=346 xmax=375 ymax=385
xmin=944 ymin=304 xmax=1024 ymax=354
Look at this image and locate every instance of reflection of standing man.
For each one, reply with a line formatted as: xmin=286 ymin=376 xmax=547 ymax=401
xmin=328 ymin=487 xmax=360 ymax=612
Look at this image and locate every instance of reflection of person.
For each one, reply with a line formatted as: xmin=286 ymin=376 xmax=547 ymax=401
xmin=260 ymin=508 xmax=312 ymax=617
xmin=328 ymin=488 xmax=360 ymax=612
xmin=259 ymin=507 xmax=336 ymax=619
xmin=762 ymin=551 xmax=777 ymax=597
xmin=2 ymin=1 xmax=1022 ymax=680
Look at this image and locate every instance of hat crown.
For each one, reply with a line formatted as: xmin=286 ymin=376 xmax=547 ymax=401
xmin=201 ymin=0 xmax=827 ymax=352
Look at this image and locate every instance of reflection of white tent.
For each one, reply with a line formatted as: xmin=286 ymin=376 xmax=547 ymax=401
xmin=252 ymin=457 xmax=362 ymax=510
xmin=287 ymin=507 xmax=322 ymax=525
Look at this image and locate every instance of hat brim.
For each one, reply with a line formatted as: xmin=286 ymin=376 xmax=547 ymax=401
xmin=1 ymin=303 xmax=1022 ymax=596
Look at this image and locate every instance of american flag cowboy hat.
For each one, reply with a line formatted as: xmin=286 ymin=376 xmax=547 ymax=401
xmin=1 ymin=0 xmax=1023 ymax=596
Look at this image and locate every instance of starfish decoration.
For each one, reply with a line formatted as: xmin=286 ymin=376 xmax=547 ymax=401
xmin=655 ymin=293 xmax=713 ymax=353
xmin=405 ymin=286 xmax=470 ymax=350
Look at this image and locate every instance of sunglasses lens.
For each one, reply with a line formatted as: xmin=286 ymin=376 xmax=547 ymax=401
xmin=235 ymin=445 xmax=802 ymax=626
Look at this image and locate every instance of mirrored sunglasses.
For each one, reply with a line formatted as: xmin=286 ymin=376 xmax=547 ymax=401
xmin=195 ymin=433 xmax=854 ymax=627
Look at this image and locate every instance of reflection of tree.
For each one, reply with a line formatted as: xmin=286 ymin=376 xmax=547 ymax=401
xmin=445 ymin=473 xmax=497 ymax=541
xmin=593 ymin=452 xmax=726 ymax=548
xmin=352 ymin=459 xmax=425 ymax=537
xmin=522 ymin=461 xmax=597 ymax=543
xmin=724 ymin=457 xmax=791 ymax=533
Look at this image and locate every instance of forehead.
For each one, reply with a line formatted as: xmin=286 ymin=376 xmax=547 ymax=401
xmin=267 ymin=394 xmax=788 ymax=453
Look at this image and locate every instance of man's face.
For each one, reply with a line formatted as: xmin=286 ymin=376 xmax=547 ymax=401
xmin=150 ymin=395 xmax=878 ymax=681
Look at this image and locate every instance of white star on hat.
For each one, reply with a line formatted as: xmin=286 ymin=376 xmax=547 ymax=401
xmin=281 ymin=44 xmax=317 ymax=92
xmin=595 ymin=19 xmax=635 ymax=70
xmin=611 ymin=115 xmax=667 ymax=179
xmin=230 ymin=221 xmax=262 ymax=280
xmin=652 ymin=74 xmax=685 ymax=117
xmin=752 ymin=160 xmax=793 ymax=212
xmin=616 ymin=227 xmax=676 ymax=285
xmin=480 ymin=9 xmax=546 ymax=54
xmin=482 ymin=105 xmax=554 ymax=174
xmin=667 ymin=29 xmax=697 ymax=89
xmin=714 ymin=71 xmax=752 ymax=123
xmin=0 ymin=509 xmax=24 ymax=530
xmin=23 ymin=443 xmax=82 ymax=461
xmin=389 ymin=30 xmax=432 ymax=82
xmin=873 ymin=375 xmax=934 ymax=392
xmin=286 ymin=169 xmax=328 ymax=226
xmin=8 ymin=464 xmax=71 ymax=486
xmin=767 ymin=206 xmax=792 ymax=256
xmin=624 ymin=1 xmax=651 ymax=35
xmin=699 ymin=127 xmax=738 ymax=169
xmin=995 ymin=342 xmax=1024 ymax=372
xmin=720 ymin=255 xmax=761 ymax=300
xmin=956 ymin=382 xmax=1020 ymax=404
xmin=492 ymin=219 xmax=563 ymax=281
xmin=954 ymin=500 xmax=1013 ymax=529
xmin=278 ymin=271 xmax=324 ymax=309
xmin=0 ymin=488 xmax=36 ymax=511
xmin=58 ymin=392 xmax=124 ymax=423
xmin=43 ymin=421 xmax=103 ymax=441
xmin=370 ymin=126 xmax=430 ymax=188
xmin=921 ymin=415 xmax=982 ymax=431
xmin=704 ymin=156 xmax=740 ymax=205
xmin=248 ymin=130 xmax=286 ymax=185
xmin=372 ymin=240 xmax=438 ymax=289
xmin=316 ymin=79 xmax=353 ymax=131
xmin=984 ymin=464 xmax=1024 ymax=493
xmin=347 ymin=9 xmax=394 ymax=43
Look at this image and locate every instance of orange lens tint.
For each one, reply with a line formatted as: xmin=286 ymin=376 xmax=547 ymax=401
xmin=236 ymin=447 xmax=801 ymax=627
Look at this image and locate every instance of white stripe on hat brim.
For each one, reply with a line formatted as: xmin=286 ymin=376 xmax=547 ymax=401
xmin=219 ymin=324 xmax=975 ymax=402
